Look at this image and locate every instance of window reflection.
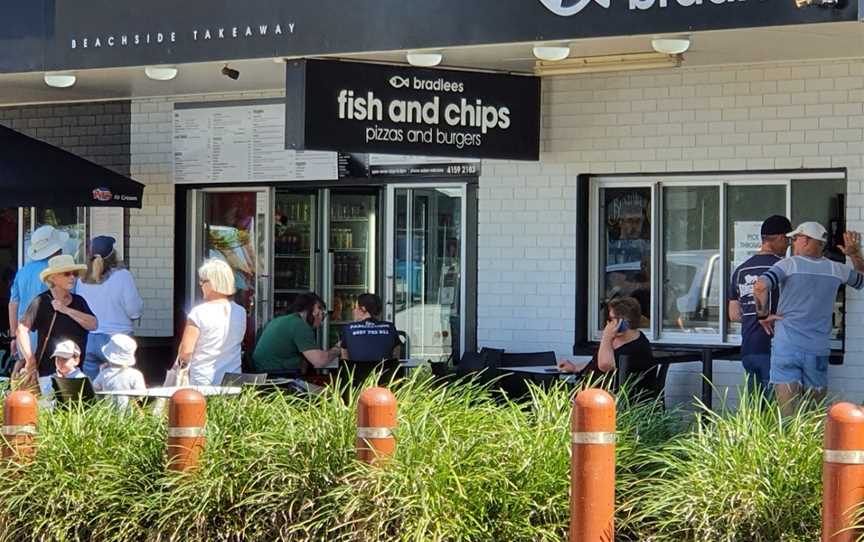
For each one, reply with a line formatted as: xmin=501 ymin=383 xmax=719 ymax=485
xmin=599 ymin=187 xmax=651 ymax=329
xmin=662 ymin=186 xmax=720 ymax=334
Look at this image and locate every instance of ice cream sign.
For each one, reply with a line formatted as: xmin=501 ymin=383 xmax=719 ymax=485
xmin=286 ymin=59 xmax=540 ymax=161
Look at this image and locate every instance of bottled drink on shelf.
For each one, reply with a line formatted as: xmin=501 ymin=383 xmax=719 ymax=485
xmin=347 ymin=228 xmax=353 ymax=249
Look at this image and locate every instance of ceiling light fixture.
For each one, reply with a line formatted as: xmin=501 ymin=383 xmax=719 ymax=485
xmin=144 ymin=65 xmax=178 ymax=81
xmin=532 ymin=45 xmax=571 ymax=62
xmin=534 ymin=52 xmax=682 ymax=76
xmin=651 ymin=37 xmax=691 ymax=55
xmin=406 ymin=52 xmax=443 ymax=67
xmin=43 ymin=72 xmax=76 ymax=88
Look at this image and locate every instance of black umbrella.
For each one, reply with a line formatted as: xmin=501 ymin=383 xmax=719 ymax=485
xmin=0 ymin=124 xmax=144 ymax=208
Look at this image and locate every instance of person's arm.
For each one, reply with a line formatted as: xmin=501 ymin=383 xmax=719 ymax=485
xmin=302 ymin=346 xmax=340 ymax=368
xmin=53 ymin=299 xmax=97 ymax=331
xmin=121 ymin=271 xmax=144 ymax=321
xmin=840 ymin=230 xmax=864 ymax=273
xmin=728 ymin=300 xmax=742 ymax=322
xmin=177 ymin=320 xmax=201 ymax=366
xmin=16 ymin=298 xmax=40 ymax=372
xmin=597 ymin=319 xmax=619 ymax=373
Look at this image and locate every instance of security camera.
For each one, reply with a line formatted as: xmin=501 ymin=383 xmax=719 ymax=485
xmin=221 ymin=65 xmax=240 ymax=80
xmin=795 ymin=0 xmax=839 ymax=7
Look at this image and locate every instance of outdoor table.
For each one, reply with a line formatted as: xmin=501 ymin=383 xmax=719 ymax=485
xmin=322 ymin=358 xmax=424 ymax=371
xmin=500 ymin=355 xmax=592 ymax=384
xmin=95 ymin=385 xmax=242 ymax=398
xmin=650 ymin=345 xmax=740 ymax=410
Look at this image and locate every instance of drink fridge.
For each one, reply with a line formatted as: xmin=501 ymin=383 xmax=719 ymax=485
xmin=272 ymin=188 xmax=380 ymax=348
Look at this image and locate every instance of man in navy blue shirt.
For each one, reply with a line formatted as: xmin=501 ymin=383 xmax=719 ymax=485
xmin=340 ymin=293 xmax=401 ymax=362
xmin=728 ymin=215 xmax=792 ymax=396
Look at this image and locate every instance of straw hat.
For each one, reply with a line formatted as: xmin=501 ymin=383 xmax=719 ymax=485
xmin=28 ymin=225 xmax=69 ymax=261
xmin=39 ymin=254 xmax=86 ymax=284
xmin=101 ymin=334 xmax=137 ymax=367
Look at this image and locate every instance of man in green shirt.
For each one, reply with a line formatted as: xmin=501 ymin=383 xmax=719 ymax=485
xmin=252 ymin=293 xmax=339 ymax=376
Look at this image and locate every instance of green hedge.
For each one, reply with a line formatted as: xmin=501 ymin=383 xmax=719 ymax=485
xmin=0 ymin=374 xmax=828 ymax=542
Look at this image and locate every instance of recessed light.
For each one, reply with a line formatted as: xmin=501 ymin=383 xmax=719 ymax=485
xmin=144 ymin=66 xmax=178 ymax=81
xmin=651 ymin=37 xmax=690 ymax=55
xmin=532 ymin=45 xmax=571 ymax=62
xmin=406 ymin=52 xmax=443 ymax=67
xmin=43 ymin=72 xmax=76 ymax=88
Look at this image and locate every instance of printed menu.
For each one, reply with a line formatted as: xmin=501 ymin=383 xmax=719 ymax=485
xmin=174 ymin=102 xmax=337 ymax=183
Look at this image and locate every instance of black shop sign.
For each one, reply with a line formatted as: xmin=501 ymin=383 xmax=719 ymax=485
xmin=285 ymin=60 xmax=540 ymax=161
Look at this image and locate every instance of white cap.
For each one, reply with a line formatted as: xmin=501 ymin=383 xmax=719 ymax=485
xmin=101 ymin=334 xmax=137 ymax=367
xmin=52 ymin=340 xmax=81 ymax=359
xmin=787 ymin=221 xmax=828 ymax=242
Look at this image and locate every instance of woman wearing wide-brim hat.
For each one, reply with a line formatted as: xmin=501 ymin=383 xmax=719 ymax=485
xmin=14 ymin=254 xmax=98 ymax=381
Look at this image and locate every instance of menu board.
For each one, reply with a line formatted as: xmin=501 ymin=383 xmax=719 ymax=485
xmin=173 ymin=102 xmax=337 ymax=184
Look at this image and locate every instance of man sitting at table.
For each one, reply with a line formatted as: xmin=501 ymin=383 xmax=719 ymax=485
xmin=559 ymin=296 xmax=660 ymax=400
xmin=340 ymin=293 xmax=401 ymax=362
xmin=252 ymin=292 xmax=340 ymax=378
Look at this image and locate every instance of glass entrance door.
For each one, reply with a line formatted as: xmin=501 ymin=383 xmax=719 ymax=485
xmin=387 ymin=185 xmax=465 ymax=362
xmin=188 ymin=189 xmax=271 ymax=351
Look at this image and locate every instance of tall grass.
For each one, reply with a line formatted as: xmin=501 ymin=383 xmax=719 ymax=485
xmin=618 ymin=390 xmax=825 ymax=542
xmin=0 ymin=373 xmax=832 ymax=541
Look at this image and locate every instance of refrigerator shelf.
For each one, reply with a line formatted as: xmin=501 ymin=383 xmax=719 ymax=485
xmin=331 ymin=248 xmax=367 ymax=253
xmin=275 ymin=253 xmax=312 ymax=258
xmin=334 ymin=284 xmax=366 ymax=289
xmin=331 ymin=218 xmax=369 ymax=223
xmin=274 ymin=288 xmax=309 ymax=293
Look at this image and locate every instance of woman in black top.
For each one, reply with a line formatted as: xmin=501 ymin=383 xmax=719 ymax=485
xmin=15 ymin=255 xmax=97 ymax=377
xmin=560 ymin=296 xmax=660 ymax=400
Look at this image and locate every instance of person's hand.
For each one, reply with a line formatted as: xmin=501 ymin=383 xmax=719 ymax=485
xmin=758 ymin=314 xmax=783 ymax=336
xmin=840 ymin=231 xmax=862 ymax=257
xmin=601 ymin=318 xmax=620 ymax=343
xmin=557 ymin=360 xmax=579 ymax=373
xmin=51 ymin=299 xmax=70 ymax=314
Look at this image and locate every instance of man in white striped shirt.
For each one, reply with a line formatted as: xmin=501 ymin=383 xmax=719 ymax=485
xmin=754 ymin=223 xmax=864 ymax=416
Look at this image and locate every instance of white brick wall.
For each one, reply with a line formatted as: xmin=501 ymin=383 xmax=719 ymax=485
xmin=130 ymin=90 xmax=283 ymax=336
xmin=477 ymin=58 xmax=864 ymax=405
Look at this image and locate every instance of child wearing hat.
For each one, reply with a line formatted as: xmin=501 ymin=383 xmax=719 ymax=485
xmin=92 ymin=334 xmax=145 ymax=409
xmin=39 ymin=339 xmax=87 ymax=396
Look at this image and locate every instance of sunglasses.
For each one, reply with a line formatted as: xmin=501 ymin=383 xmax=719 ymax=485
xmin=60 ymin=271 xmax=77 ymax=277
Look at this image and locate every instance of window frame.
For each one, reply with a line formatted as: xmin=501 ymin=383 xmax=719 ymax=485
xmin=587 ymin=170 xmax=847 ymax=348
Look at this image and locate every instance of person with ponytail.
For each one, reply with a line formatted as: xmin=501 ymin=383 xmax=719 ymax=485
xmin=76 ymin=236 xmax=143 ymax=379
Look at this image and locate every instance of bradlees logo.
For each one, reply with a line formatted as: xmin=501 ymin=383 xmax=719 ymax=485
xmin=540 ymin=0 xmax=744 ymax=15
xmin=338 ymin=75 xmax=508 ymax=150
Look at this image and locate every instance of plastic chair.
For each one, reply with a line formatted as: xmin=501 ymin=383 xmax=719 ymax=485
xmin=52 ymin=376 xmax=96 ymax=406
xmin=220 ymin=372 xmax=267 ymax=386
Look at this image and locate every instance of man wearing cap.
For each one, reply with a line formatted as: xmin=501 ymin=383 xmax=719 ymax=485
xmin=728 ymin=215 xmax=792 ymax=396
xmin=7 ymin=225 xmax=68 ymax=359
xmin=754 ymin=223 xmax=864 ymax=415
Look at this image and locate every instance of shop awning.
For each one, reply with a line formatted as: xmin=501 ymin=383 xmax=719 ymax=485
xmin=0 ymin=124 xmax=144 ymax=208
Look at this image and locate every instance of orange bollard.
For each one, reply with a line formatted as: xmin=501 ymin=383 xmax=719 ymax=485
xmin=570 ymin=388 xmax=616 ymax=542
xmin=2 ymin=391 xmax=37 ymax=461
xmin=356 ymin=387 xmax=397 ymax=464
xmin=167 ymin=389 xmax=206 ymax=472
xmin=822 ymin=402 xmax=864 ymax=542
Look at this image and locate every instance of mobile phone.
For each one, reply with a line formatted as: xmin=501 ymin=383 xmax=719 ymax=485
xmin=617 ymin=319 xmax=630 ymax=333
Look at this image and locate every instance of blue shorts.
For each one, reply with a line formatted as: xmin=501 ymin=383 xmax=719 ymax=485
xmin=770 ymin=343 xmax=829 ymax=390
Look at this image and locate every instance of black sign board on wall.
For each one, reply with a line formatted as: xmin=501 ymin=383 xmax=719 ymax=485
xmin=285 ymin=60 xmax=541 ymax=161
xmin=6 ymin=0 xmax=851 ymax=73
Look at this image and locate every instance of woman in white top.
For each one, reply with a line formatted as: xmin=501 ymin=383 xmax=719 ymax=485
xmin=76 ymin=236 xmax=143 ymax=380
xmin=177 ymin=259 xmax=246 ymax=385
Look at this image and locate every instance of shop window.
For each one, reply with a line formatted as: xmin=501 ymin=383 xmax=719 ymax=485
xmin=589 ymin=172 xmax=847 ymax=347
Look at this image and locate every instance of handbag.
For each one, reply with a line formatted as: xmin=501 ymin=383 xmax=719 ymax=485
xmin=163 ymin=356 xmax=190 ymax=387
xmin=12 ymin=308 xmax=57 ymax=397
